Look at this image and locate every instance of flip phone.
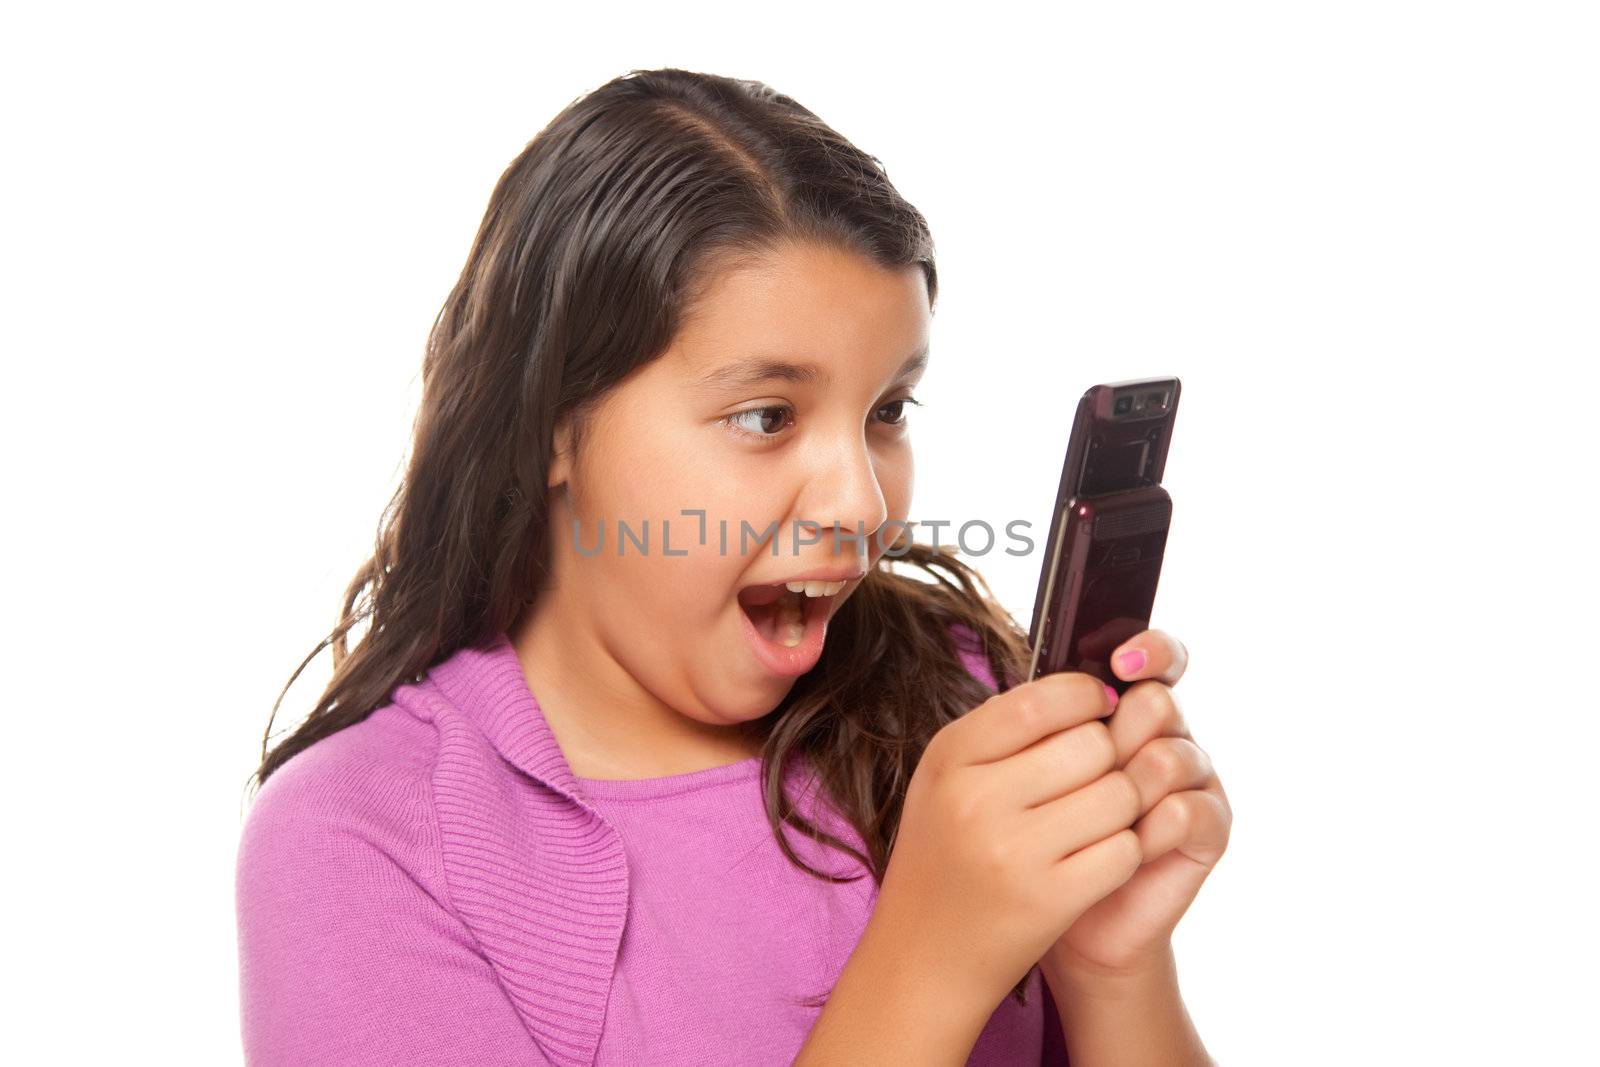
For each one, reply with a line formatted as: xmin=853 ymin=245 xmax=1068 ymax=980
xmin=1026 ymin=377 xmax=1181 ymax=696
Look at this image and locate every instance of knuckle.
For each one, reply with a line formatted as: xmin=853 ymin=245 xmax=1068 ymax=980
xmin=1148 ymin=682 xmax=1179 ymax=722
xmin=1105 ymin=769 xmax=1143 ymax=823
xmin=947 ymin=775 xmax=990 ymax=832
xmin=1148 ymin=738 xmax=1187 ymax=783
xmin=1035 ymin=671 xmax=1072 ymax=698
xmin=1082 ymin=720 xmax=1117 ymax=773
xmin=982 ymin=829 xmax=1016 ymax=874
xmin=1059 ymin=721 xmax=1117 ymax=780
xmin=1009 ymin=690 xmax=1043 ymax=726
xmin=1164 ymin=792 xmax=1196 ymax=835
xmin=1110 ymin=827 xmax=1143 ymax=874
xmin=1215 ymin=796 xmax=1234 ymax=845
xmin=1195 ymin=787 xmax=1227 ymax=826
xmin=1128 ymin=678 xmax=1171 ymax=718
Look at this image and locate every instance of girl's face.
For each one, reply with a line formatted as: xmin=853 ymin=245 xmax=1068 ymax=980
xmin=531 ymin=238 xmax=930 ymax=747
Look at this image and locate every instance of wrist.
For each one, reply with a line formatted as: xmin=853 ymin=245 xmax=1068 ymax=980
xmin=1040 ymin=941 xmax=1213 ymax=1067
xmin=1042 ymin=939 xmax=1177 ymax=1002
xmin=798 ymin=903 xmax=995 ymax=1066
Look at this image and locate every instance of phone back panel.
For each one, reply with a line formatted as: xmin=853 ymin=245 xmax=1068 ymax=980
xmin=1027 ymin=486 xmax=1172 ymax=686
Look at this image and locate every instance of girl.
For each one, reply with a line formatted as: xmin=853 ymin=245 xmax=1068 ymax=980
xmin=236 ymin=67 xmax=1230 ymax=1066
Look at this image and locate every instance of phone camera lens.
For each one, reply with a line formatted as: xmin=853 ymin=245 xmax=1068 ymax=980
xmin=1113 ymin=396 xmax=1132 ymax=415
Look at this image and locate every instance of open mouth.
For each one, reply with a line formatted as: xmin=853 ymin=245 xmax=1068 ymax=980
xmin=736 ymin=580 xmax=845 ymax=648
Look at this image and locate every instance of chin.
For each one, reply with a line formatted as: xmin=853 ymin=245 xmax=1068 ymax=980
xmin=722 ymin=681 xmax=795 ymax=720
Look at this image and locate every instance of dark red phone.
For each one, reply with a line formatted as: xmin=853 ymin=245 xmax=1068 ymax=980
xmin=1026 ymin=377 xmax=1181 ymax=697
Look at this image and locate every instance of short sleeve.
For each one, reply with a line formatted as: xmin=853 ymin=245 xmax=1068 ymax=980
xmin=235 ymin=748 xmax=553 ymax=1066
xmin=949 ymin=620 xmax=1002 ymax=691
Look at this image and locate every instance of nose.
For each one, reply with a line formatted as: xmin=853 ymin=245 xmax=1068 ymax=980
xmin=796 ymin=433 xmax=890 ymax=561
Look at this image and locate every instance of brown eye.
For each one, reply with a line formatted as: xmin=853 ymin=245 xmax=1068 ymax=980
xmin=725 ymin=405 xmax=794 ymax=439
xmin=876 ymin=396 xmax=921 ymax=426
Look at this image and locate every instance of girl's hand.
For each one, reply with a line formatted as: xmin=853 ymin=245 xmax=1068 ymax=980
xmin=866 ymin=668 xmax=1145 ymax=1016
xmin=1044 ymin=630 xmax=1232 ymax=982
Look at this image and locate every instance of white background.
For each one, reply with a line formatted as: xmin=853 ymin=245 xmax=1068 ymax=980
xmin=5 ymin=2 xmax=1596 ymax=1063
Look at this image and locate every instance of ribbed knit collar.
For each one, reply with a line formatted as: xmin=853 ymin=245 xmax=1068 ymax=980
xmin=400 ymin=628 xmax=629 ymax=1067
xmin=403 ymin=627 xmax=844 ymax=1067
xmin=424 ymin=628 xmax=592 ymax=804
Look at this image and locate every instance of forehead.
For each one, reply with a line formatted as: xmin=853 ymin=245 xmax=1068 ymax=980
xmin=671 ymin=240 xmax=931 ymax=380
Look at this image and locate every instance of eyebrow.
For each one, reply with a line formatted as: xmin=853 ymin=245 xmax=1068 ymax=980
xmin=696 ymin=345 xmax=929 ymax=391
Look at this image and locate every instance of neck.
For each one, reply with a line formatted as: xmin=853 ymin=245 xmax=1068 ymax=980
xmin=507 ymin=589 xmax=766 ymax=781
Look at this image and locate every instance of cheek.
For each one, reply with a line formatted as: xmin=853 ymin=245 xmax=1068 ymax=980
xmin=606 ymin=427 xmax=794 ymax=557
xmin=576 ymin=413 xmax=715 ymax=530
xmin=883 ymin=447 xmax=912 ymax=513
xmin=585 ymin=445 xmax=757 ymax=615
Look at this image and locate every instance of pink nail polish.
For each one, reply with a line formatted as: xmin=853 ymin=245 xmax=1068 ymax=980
xmin=1116 ymin=648 xmax=1146 ymax=674
xmin=1102 ymin=683 xmax=1120 ymax=709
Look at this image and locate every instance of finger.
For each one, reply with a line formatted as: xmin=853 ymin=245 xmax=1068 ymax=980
xmin=1020 ymin=769 xmax=1142 ymax=864
xmin=1110 ymin=628 xmax=1189 ymax=686
xmin=1123 ymin=736 xmax=1213 ymax=818
xmin=1105 ymin=678 xmax=1192 ymax=768
xmin=1044 ymin=827 xmax=1144 ymax=925
xmin=1000 ymin=719 xmax=1120 ymax=809
xmin=1133 ymin=787 xmax=1231 ymax=867
xmin=947 ymin=670 xmax=1116 ymax=766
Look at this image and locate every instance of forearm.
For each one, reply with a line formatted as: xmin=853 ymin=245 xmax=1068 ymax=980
xmin=1041 ymin=943 xmax=1213 ymax=1067
xmin=794 ymin=912 xmax=995 ymax=1066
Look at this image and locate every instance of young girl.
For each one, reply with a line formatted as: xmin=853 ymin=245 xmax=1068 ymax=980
xmin=236 ymin=67 xmax=1230 ymax=1066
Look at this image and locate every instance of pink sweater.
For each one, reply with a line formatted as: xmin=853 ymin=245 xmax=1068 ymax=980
xmin=235 ymin=627 xmax=1070 ymax=1065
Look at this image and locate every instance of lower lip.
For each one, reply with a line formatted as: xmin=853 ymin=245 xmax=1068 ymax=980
xmin=736 ymin=590 xmax=833 ymax=678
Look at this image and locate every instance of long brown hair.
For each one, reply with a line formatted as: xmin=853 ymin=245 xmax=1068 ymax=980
xmin=249 ymin=67 xmax=1038 ymax=1004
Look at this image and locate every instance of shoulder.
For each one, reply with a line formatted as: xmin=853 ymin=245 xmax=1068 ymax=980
xmin=242 ymin=699 xmax=438 ymax=831
xmin=234 ymin=700 xmax=559 ymax=1064
xmin=237 ymin=700 xmax=445 ymax=905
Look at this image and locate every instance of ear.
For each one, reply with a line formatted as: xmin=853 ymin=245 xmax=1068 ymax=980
xmin=547 ymin=415 xmax=573 ymax=489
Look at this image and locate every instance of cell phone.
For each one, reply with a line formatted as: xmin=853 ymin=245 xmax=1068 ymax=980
xmin=1025 ymin=377 xmax=1181 ymax=696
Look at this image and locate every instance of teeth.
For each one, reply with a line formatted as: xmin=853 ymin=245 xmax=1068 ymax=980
xmin=778 ymin=587 xmax=805 ymax=647
xmin=783 ymin=580 xmax=846 ymax=597
xmin=753 ymin=580 xmax=845 ymax=651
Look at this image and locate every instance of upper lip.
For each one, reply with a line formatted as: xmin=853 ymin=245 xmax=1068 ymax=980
xmin=744 ymin=565 xmax=868 ymax=588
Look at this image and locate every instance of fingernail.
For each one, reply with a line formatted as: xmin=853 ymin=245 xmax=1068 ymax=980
xmin=1102 ymin=682 xmax=1120 ymax=709
xmin=1115 ymin=648 xmax=1146 ymax=675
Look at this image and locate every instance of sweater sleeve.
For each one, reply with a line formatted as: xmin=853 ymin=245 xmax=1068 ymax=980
xmin=235 ymin=740 xmax=552 ymax=1067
